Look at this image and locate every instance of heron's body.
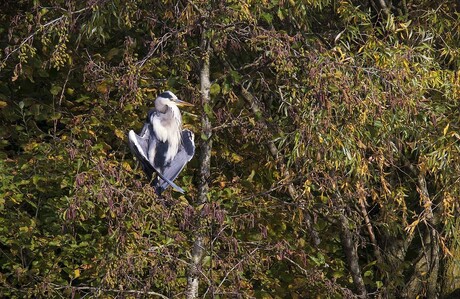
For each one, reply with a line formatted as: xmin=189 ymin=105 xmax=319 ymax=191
xmin=128 ymin=91 xmax=195 ymax=194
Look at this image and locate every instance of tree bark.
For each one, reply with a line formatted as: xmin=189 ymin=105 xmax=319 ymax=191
xmin=369 ymin=0 xmax=391 ymax=17
xmin=404 ymin=173 xmax=440 ymax=299
xmin=185 ymin=29 xmax=212 ymax=299
xmin=197 ymin=37 xmax=212 ymax=207
xmin=186 ymin=236 xmax=205 ymax=299
xmin=358 ymin=197 xmax=382 ymax=264
xmin=338 ymin=212 xmax=368 ymax=298
xmin=442 ymin=219 xmax=460 ymax=297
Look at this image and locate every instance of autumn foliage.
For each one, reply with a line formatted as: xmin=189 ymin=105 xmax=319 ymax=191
xmin=0 ymin=0 xmax=459 ymax=298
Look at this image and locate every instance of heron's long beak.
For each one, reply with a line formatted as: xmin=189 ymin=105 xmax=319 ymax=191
xmin=174 ymin=98 xmax=194 ymax=107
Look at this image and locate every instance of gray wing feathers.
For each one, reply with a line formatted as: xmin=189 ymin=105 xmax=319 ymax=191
xmin=128 ymin=127 xmax=151 ymax=177
xmin=128 ymin=128 xmax=185 ymax=193
xmin=156 ymin=130 xmax=195 ymax=193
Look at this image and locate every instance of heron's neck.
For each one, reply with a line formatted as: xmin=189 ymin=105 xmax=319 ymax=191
xmin=151 ymin=105 xmax=182 ymax=162
xmin=156 ymin=103 xmax=168 ymax=113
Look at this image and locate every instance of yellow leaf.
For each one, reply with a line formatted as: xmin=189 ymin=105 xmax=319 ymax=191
xmin=247 ymin=169 xmax=255 ymax=182
xmin=231 ymin=153 xmax=243 ymax=163
xmin=164 ymin=10 xmax=173 ymax=19
xmin=443 ymin=123 xmax=449 ymax=136
xmin=74 ymin=269 xmax=80 ymax=278
xmin=403 ymin=59 xmax=410 ymax=70
xmin=452 ymin=132 xmax=460 ymax=140
xmin=0 ymin=101 xmax=7 ymax=108
xmin=122 ymin=161 xmax=132 ymax=172
xmin=96 ymin=82 xmax=108 ymax=94
xmin=23 ymin=142 xmax=39 ymax=152
xmin=114 ymin=128 xmax=125 ymax=140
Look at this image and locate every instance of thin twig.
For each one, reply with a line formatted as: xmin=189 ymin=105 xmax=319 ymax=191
xmin=137 ymin=32 xmax=173 ymax=68
xmin=215 ymin=248 xmax=258 ymax=292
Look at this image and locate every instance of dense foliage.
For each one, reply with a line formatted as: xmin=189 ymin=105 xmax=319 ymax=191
xmin=0 ymin=0 xmax=459 ymax=298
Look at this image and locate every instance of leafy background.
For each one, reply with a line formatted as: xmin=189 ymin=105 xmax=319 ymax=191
xmin=0 ymin=0 xmax=459 ymax=298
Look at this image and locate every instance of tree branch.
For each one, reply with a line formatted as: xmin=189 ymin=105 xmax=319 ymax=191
xmin=404 ymin=172 xmax=440 ymax=298
xmin=358 ymin=196 xmax=383 ymax=264
xmin=338 ymin=211 xmax=367 ymax=298
xmin=369 ymin=0 xmax=391 ymax=18
xmin=214 ymin=248 xmax=259 ymax=293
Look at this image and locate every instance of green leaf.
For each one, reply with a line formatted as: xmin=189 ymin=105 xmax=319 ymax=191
xmin=277 ymin=9 xmax=284 ymax=21
xmin=51 ymin=112 xmax=62 ymax=120
xmin=50 ymin=85 xmax=62 ymax=96
xmin=247 ymin=169 xmax=255 ymax=182
xmin=230 ymin=70 xmax=241 ymax=83
xmin=203 ymin=103 xmax=213 ymax=118
xmin=210 ymin=83 xmax=221 ymax=96
xmin=261 ymin=12 xmax=273 ymax=24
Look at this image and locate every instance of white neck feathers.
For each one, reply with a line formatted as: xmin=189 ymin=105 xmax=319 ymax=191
xmin=151 ymin=104 xmax=182 ymax=162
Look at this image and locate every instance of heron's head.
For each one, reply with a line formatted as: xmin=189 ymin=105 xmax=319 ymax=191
xmin=155 ymin=91 xmax=193 ymax=112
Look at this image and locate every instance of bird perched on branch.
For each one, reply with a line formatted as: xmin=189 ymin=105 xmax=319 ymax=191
xmin=128 ymin=91 xmax=195 ymax=194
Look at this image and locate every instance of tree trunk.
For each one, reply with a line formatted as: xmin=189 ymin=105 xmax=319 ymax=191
xmin=358 ymin=197 xmax=382 ymax=265
xmin=369 ymin=0 xmax=391 ymax=17
xmin=442 ymin=219 xmax=460 ymax=298
xmin=338 ymin=212 xmax=368 ymax=298
xmin=186 ymin=236 xmax=205 ymax=298
xmin=185 ymin=29 xmax=212 ymax=299
xmin=403 ymin=173 xmax=440 ymax=298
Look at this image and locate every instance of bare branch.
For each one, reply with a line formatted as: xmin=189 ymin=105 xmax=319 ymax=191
xmin=209 ymin=248 xmax=259 ymax=295
xmin=137 ymin=32 xmax=173 ymax=68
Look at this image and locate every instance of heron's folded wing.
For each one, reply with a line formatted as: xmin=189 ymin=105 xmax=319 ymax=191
xmin=129 ymin=128 xmax=185 ymax=193
xmin=128 ymin=127 xmax=151 ymax=178
xmin=182 ymin=129 xmax=196 ymax=157
xmin=156 ymin=130 xmax=195 ymax=193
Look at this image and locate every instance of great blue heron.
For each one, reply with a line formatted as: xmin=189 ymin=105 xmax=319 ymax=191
xmin=128 ymin=91 xmax=195 ymax=194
